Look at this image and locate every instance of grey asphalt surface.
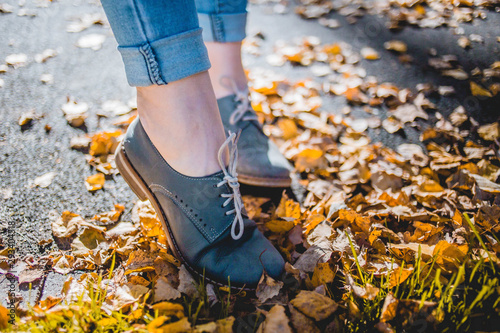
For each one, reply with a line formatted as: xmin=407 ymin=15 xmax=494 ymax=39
xmin=0 ymin=0 xmax=498 ymax=305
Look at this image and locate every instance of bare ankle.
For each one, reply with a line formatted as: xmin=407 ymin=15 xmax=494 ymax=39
xmin=206 ymin=42 xmax=248 ymax=99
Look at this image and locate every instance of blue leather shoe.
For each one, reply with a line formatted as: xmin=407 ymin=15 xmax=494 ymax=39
xmin=217 ymin=88 xmax=293 ymax=187
xmin=115 ymin=117 xmax=285 ymax=290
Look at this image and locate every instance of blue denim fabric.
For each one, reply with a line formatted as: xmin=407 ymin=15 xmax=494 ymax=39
xmin=195 ymin=0 xmax=248 ymax=42
xmin=100 ymin=0 xmax=247 ymax=86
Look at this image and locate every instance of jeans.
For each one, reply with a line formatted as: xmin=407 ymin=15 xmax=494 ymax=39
xmin=100 ymin=0 xmax=247 ymax=87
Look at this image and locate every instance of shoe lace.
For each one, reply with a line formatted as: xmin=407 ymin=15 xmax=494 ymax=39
xmin=220 ymin=76 xmax=258 ymax=126
xmin=216 ymin=131 xmax=245 ymax=240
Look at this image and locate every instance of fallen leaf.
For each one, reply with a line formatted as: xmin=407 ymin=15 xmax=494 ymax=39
xmin=256 ymin=271 xmax=284 ymax=303
xmin=258 ymin=305 xmax=292 ymax=333
xmin=76 ymin=34 xmax=106 ymax=50
xmin=290 ymin=290 xmax=338 ymax=321
xmin=61 ymin=98 xmax=88 ymax=127
xmin=154 ymin=276 xmax=181 ymax=302
xmin=380 ymin=293 xmax=398 ymax=322
xmin=384 ymin=40 xmax=407 ymax=53
xmin=52 ymin=211 xmax=85 ymax=238
xmin=477 ymin=122 xmax=500 ymax=141
xmin=85 ymin=173 xmax=105 ymax=192
xmin=34 ymin=172 xmax=57 ymax=188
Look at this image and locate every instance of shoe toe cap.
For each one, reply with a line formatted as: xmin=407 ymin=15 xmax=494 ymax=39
xmin=196 ymin=226 xmax=285 ymax=288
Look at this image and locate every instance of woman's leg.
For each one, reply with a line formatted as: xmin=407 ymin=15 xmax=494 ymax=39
xmin=100 ymin=0 xmax=226 ymax=177
xmin=194 ymin=0 xmax=294 ymax=187
xmin=194 ymin=0 xmax=248 ymax=98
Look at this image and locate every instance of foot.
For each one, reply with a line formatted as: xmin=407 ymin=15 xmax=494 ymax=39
xmin=217 ymin=86 xmax=294 ymax=187
xmin=116 ymin=118 xmax=285 ymax=289
xmin=136 ymin=71 xmax=227 ymax=177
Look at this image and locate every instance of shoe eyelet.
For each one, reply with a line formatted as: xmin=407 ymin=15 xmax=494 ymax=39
xmin=195 ymin=214 xmax=198 ymax=217
xmin=180 ymin=199 xmax=183 ymax=203
xmin=190 ymin=209 xmax=193 ymax=212
xmin=199 ymin=218 xmax=202 ymax=222
xmin=204 ymin=224 xmax=207 ymax=227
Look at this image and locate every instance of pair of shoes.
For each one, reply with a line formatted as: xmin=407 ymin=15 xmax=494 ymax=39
xmin=115 ymin=117 xmax=285 ymax=290
xmin=217 ymin=81 xmax=293 ymax=187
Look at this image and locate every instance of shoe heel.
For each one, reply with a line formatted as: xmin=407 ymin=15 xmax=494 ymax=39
xmin=115 ymin=143 xmax=149 ymax=201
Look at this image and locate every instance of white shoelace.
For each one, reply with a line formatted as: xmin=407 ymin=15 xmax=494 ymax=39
xmin=216 ymin=131 xmax=245 ymax=240
xmin=220 ymin=76 xmax=259 ymax=126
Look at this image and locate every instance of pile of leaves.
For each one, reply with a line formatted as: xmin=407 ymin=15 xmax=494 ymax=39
xmin=293 ymin=0 xmax=500 ymax=29
xmin=2 ymin=64 xmax=500 ymax=331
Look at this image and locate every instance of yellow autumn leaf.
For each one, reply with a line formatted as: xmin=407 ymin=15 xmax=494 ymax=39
xmin=265 ymin=219 xmax=296 ymax=233
xmin=470 ymin=81 xmax=492 ymax=97
xmin=85 ymin=173 xmax=105 ymax=192
xmin=433 ymin=240 xmax=468 ymax=273
xmin=275 ymin=194 xmax=301 ymax=219
xmin=388 ymin=268 xmax=413 ymax=288
xmin=311 ymin=262 xmax=336 ymax=287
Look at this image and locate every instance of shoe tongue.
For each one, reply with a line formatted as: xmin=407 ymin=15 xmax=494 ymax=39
xmin=217 ymin=94 xmax=253 ymax=131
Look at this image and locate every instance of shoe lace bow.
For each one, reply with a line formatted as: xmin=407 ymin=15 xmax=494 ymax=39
xmin=216 ymin=131 xmax=245 ymax=240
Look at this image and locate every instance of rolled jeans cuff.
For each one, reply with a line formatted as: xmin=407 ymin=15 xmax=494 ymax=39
xmin=198 ymin=12 xmax=247 ymax=43
xmin=117 ymin=27 xmax=211 ymax=86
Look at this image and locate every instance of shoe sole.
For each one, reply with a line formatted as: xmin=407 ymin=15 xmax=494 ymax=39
xmin=115 ymin=142 xmax=256 ymax=293
xmin=238 ymin=174 xmax=291 ymax=188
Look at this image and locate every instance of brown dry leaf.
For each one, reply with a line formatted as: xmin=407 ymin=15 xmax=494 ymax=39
xmin=19 ymin=268 xmax=44 ymax=285
xmin=442 ymin=69 xmax=469 ymax=80
xmin=382 ymin=117 xmax=402 ymax=134
xmin=148 ymin=317 xmax=191 ymax=333
xmin=0 ymin=305 xmax=8 ymax=330
xmin=256 ymin=271 xmax=284 ymax=303
xmin=125 ymin=250 xmax=156 ymax=274
xmin=289 ymin=304 xmax=320 ymax=333
xmin=258 ymin=305 xmax=292 ymax=333
xmin=294 ymin=148 xmax=325 ymax=172
xmin=89 ymin=131 xmax=122 ymax=156
xmin=303 ymin=214 xmax=326 ymax=235
xmin=154 ymin=276 xmax=181 ymax=302
xmin=52 ymin=211 xmax=85 ymax=238
xmin=177 ymin=264 xmax=199 ymax=298
xmin=6 ymin=53 xmax=27 ymax=68
xmin=151 ymin=302 xmax=184 ymax=318
xmin=391 ymin=104 xmax=428 ymax=123
xmin=85 ymin=173 xmax=105 ymax=192
xmin=433 ymin=240 xmax=468 ymax=273
xmin=470 ymin=81 xmax=492 ymax=97
xmin=449 ymin=106 xmax=468 ymax=126
xmin=311 ymin=262 xmax=336 ymax=288
xmin=275 ymin=194 xmax=301 ymax=219
xmin=380 ymin=293 xmax=398 ymax=322
xmin=338 ymin=209 xmax=371 ymax=234
xmin=361 ymin=47 xmax=379 ymax=60
xmin=34 ymin=172 xmax=57 ymax=188
xmin=458 ymin=36 xmax=471 ymax=49
xmin=468 ymin=172 xmax=500 ymax=194
xmin=277 ymin=118 xmax=299 ymax=140
xmin=388 ymin=268 xmax=413 ymax=288
xmin=290 ymin=290 xmax=338 ymax=321
xmin=93 ymin=204 xmax=125 ymax=225
xmin=477 ymin=122 xmax=500 ymax=141
xmin=265 ymin=219 xmax=296 ymax=233
xmin=61 ymin=97 xmax=88 ymax=127
xmin=384 ymin=40 xmax=407 ymax=53
xmin=18 ymin=109 xmax=39 ymax=127
xmin=53 ymin=255 xmax=76 ymax=275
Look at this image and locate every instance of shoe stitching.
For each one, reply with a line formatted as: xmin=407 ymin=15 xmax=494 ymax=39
xmin=150 ymin=184 xmax=233 ymax=243
xmin=117 ymin=143 xmax=256 ymax=291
